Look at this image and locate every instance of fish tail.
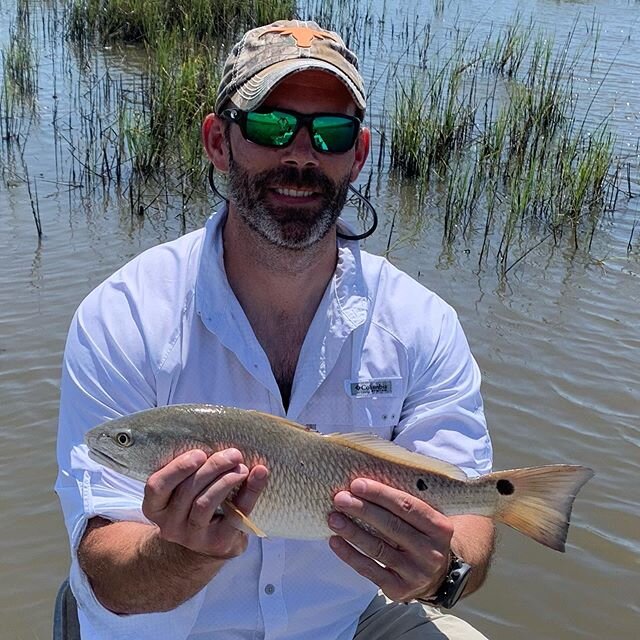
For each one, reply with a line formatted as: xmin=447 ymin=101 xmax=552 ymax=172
xmin=493 ymin=465 xmax=594 ymax=552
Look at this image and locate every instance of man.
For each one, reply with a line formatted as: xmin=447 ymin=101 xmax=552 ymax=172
xmin=55 ymin=19 xmax=494 ymax=640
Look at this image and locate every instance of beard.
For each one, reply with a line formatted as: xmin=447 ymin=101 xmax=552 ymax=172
xmin=226 ymin=155 xmax=351 ymax=250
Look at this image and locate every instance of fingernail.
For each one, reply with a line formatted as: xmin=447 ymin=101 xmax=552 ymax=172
xmin=252 ymin=466 xmax=268 ymax=481
xmin=329 ymin=513 xmax=347 ymax=530
xmin=351 ymin=479 xmax=367 ymax=494
xmin=334 ymin=491 xmax=354 ymax=508
xmin=224 ymin=448 xmax=242 ymax=464
xmin=188 ymin=450 xmax=206 ymax=465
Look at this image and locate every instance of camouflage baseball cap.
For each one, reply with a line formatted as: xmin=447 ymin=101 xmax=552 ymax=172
xmin=215 ymin=20 xmax=366 ymax=115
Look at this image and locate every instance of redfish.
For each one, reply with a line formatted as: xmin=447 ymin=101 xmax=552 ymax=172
xmin=85 ymin=404 xmax=593 ymax=551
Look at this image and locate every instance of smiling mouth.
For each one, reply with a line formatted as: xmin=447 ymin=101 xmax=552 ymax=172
xmin=272 ymin=187 xmax=317 ymax=198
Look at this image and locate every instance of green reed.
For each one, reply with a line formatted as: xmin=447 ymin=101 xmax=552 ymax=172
xmin=118 ymin=36 xmax=220 ymax=181
xmin=486 ymin=14 xmax=530 ymax=79
xmin=2 ymin=8 xmax=39 ymax=108
xmin=0 ymin=0 xmax=45 ymax=238
xmin=390 ymin=76 xmax=429 ymax=179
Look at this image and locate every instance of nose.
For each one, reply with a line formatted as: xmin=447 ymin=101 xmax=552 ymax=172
xmin=280 ymin=125 xmax=319 ymax=169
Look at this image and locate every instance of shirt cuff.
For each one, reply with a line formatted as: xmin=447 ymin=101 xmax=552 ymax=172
xmin=70 ymin=554 xmax=206 ymax=640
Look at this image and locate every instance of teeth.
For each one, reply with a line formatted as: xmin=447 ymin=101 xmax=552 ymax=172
xmin=275 ymin=188 xmax=314 ymax=198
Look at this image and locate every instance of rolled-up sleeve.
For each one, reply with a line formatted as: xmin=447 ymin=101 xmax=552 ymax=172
xmin=55 ymin=270 xmax=202 ymax=639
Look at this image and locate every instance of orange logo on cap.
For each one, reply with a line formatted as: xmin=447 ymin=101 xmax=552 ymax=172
xmin=261 ymin=25 xmax=340 ymax=48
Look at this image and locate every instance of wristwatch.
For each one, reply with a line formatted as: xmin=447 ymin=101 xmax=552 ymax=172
xmin=416 ymin=552 xmax=472 ymax=609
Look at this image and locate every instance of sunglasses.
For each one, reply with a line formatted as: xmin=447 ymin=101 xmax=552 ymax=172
xmin=221 ymin=107 xmax=361 ymax=154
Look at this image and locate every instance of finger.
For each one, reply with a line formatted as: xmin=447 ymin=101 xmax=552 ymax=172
xmin=145 ymin=449 xmax=245 ymax=526
xmin=329 ymin=535 xmax=402 ymax=596
xmin=349 ymin=479 xmax=454 ymax=541
xmin=233 ymin=465 xmax=269 ymax=514
xmin=187 ymin=464 xmax=250 ymax=530
xmin=332 ymin=485 xmax=452 ymax=588
xmin=328 ymin=511 xmax=407 ymax=572
xmin=143 ymin=450 xmax=208 ymax=516
xmin=170 ymin=449 xmax=244 ymax=519
xmin=333 ymin=490 xmax=419 ymax=550
xmin=209 ymin=465 xmax=269 ymax=543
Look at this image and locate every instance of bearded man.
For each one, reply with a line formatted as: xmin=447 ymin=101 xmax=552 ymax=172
xmin=56 ymin=20 xmax=494 ymax=640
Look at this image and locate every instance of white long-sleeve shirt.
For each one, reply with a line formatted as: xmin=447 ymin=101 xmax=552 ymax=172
xmin=55 ymin=208 xmax=492 ymax=640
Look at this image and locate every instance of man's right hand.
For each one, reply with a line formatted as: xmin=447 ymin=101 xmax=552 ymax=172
xmin=142 ymin=448 xmax=269 ymax=560
xmin=77 ymin=449 xmax=269 ymax=614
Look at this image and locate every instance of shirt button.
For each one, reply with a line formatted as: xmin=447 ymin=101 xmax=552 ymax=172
xmin=264 ymin=584 xmax=275 ymax=595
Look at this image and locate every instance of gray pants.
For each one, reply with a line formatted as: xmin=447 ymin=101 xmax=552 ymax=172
xmin=354 ymin=594 xmax=489 ymax=639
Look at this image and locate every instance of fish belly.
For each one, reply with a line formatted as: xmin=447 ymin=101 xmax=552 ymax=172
xmin=244 ymin=457 xmax=344 ymax=540
xmin=251 ymin=502 xmax=334 ymax=539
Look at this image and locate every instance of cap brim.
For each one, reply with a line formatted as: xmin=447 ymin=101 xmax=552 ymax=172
xmin=229 ymin=58 xmax=366 ymax=112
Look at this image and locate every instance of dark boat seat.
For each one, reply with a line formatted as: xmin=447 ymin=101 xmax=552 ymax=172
xmin=53 ymin=579 xmax=80 ymax=640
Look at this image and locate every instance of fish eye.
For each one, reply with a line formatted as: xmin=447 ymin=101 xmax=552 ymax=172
xmin=114 ymin=431 xmax=133 ymax=447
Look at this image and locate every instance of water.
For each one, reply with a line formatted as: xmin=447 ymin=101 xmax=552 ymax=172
xmin=0 ymin=0 xmax=638 ymax=638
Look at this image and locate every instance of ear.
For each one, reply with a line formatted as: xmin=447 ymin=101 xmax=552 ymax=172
xmin=349 ymin=126 xmax=371 ymax=183
xmin=202 ymin=113 xmax=229 ymax=173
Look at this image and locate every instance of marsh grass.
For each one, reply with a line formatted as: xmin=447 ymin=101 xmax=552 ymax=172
xmin=2 ymin=2 xmax=39 ymax=111
xmin=0 ymin=56 xmax=18 ymax=143
xmin=391 ymin=40 xmax=478 ymax=182
xmin=117 ymin=36 xmax=220 ymax=196
xmin=66 ymin=0 xmax=296 ymax=45
xmin=486 ymin=14 xmax=530 ymax=79
xmin=390 ymin=19 xmax=621 ymax=276
xmin=0 ymin=0 xmax=44 ymax=235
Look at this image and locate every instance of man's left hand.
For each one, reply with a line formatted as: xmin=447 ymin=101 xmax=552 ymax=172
xmin=328 ymin=478 xmax=453 ymax=602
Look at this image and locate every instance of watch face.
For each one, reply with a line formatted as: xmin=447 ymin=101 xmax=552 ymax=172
xmin=415 ymin=557 xmax=472 ymax=609
xmin=441 ymin=560 xmax=472 ymax=609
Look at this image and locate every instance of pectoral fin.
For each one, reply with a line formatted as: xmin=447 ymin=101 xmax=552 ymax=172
xmin=222 ymin=500 xmax=267 ymax=538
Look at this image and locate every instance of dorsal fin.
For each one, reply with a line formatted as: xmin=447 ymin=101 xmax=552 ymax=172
xmin=249 ymin=410 xmax=319 ymax=433
xmin=324 ymin=432 xmax=468 ymax=480
xmin=248 ymin=410 xmax=467 ymax=480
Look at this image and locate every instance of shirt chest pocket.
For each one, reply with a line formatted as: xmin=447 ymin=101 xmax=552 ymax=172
xmin=348 ymin=395 xmax=403 ymax=438
xmin=309 ymin=377 xmax=404 ymax=439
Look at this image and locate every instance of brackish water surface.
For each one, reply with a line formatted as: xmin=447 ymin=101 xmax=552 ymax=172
xmin=0 ymin=0 xmax=638 ymax=638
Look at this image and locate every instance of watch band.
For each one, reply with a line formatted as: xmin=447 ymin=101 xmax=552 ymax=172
xmin=415 ymin=552 xmax=472 ymax=610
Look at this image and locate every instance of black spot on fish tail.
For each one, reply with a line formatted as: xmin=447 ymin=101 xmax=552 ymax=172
xmin=416 ymin=478 xmax=428 ymax=491
xmin=496 ymin=478 xmax=515 ymax=495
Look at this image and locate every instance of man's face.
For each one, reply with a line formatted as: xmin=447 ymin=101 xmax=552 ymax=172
xmin=223 ymin=71 xmax=367 ymax=250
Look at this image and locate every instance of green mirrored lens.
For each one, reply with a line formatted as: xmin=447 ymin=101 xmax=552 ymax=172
xmin=245 ymin=111 xmax=297 ymax=146
xmin=311 ymin=116 xmax=357 ymax=152
xmin=241 ymin=110 xmax=359 ymax=152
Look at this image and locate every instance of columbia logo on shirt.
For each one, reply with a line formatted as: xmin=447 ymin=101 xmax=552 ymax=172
xmin=348 ymin=379 xmax=394 ymax=397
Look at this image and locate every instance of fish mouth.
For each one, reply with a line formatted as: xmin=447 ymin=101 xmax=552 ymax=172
xmin=88 ymin=447 xmax=129 ymax=474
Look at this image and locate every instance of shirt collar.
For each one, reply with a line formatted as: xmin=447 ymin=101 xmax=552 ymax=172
xmin=195 ymin=207 xmax=370 ymax=340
